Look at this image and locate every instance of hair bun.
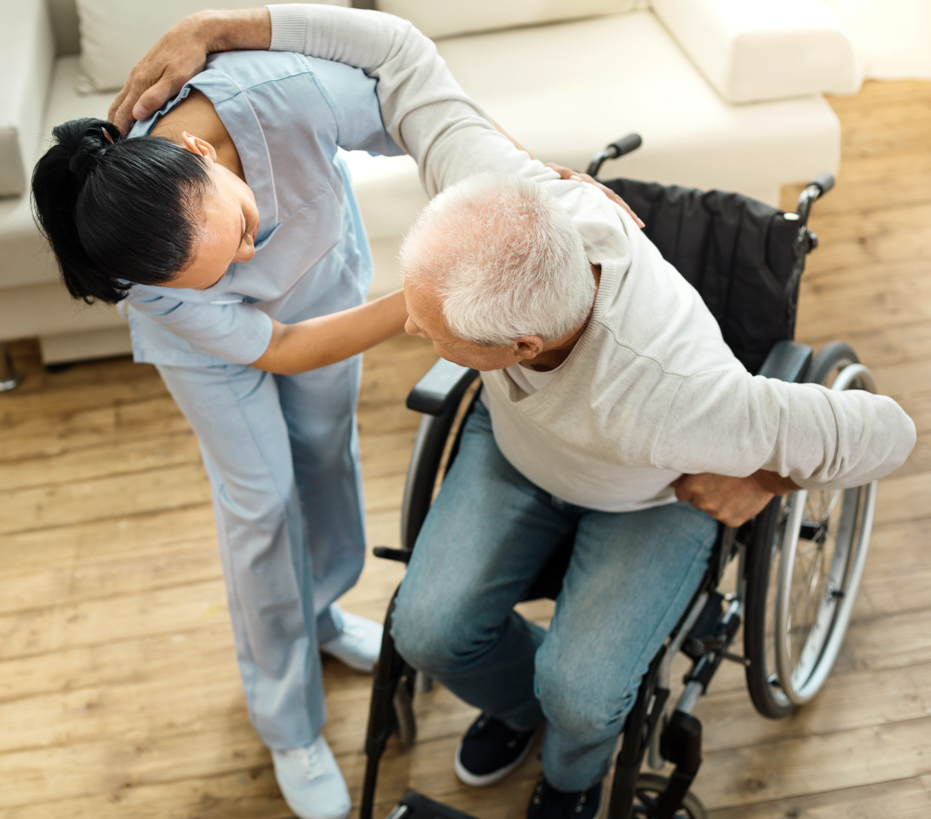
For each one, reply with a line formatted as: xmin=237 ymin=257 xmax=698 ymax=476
xmin=56 ymin=119 xmax=123 ymax=183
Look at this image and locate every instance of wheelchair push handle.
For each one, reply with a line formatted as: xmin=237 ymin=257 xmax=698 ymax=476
xmin=793 ymin=171 xmax=835 ymax=230
xmin=586 ymin=132 xmax=643 ymax=178
xmin=610 ymin=133 xmax=643 ymax=158
xmin=809 ymin=173 xmax=835 ymax=196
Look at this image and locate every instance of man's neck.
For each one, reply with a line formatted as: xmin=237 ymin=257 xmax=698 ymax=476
xmin=523 ymin=264 xmax=600 ymax=371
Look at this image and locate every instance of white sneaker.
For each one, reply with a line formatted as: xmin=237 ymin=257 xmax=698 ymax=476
xmin=320 ymin=609 xmax=383 ymax=673
xmin=272 ymin=736 xmax=350 ymax=819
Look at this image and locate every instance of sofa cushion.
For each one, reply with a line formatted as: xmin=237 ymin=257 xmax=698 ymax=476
xmin=0 ymin=56 xmax=131 ymax=347
xmin=75 ymin=0 xmax=349 ymax=92
xmin=0 ymin=0 xmax=55 ymax=196
xmin=376 ymin=0 xmax=642 ymax=40
xmin=341 ymin=10 xmax=841 ymax=240
xmin=0 ymin=56 xmax=113 ymax=294
xmin=651 ymin=0 xmax=860 ymax=103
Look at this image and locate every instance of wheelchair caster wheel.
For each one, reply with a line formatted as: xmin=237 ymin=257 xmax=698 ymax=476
xmin=631 ymin=773 xmax=707 ymax=819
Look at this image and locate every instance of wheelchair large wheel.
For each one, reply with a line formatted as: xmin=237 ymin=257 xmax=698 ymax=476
xmin=631 ymin=774 xmax=707 ymax=819
xmin=745 ymin=342 xmax=877 ymax=718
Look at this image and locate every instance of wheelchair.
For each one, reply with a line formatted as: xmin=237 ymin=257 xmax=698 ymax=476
xmin=359 ymin=135 xmax=878 ymax=819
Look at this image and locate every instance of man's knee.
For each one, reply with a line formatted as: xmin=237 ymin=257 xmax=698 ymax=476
xmin=534 ymin=640 xmax=634 ymax=742
xmin=391 ymin=582 xmax=479 ymax=676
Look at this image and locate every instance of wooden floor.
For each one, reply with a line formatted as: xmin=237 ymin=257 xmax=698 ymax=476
xmin=2 ymin=80 xmax=931 ymax=818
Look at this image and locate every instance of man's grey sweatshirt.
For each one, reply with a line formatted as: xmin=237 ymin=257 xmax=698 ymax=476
xmin=268 ymin=4 xmax=916 ymax=512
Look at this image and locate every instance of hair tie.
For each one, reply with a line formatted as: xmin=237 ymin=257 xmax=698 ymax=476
xmin=67 ymin=124 xmax=116 ymax=182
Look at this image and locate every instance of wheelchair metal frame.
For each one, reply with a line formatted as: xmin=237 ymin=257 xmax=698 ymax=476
xmin=359 ymin=137 xmax=863 ymax=819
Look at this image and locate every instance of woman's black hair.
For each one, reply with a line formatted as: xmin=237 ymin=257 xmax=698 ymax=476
xmin=31 ymin=118 xmax=212 ymax=304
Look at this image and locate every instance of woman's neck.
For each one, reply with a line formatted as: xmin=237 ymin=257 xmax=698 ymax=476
xmin=150 ymin=89 xmax=246 ymax=181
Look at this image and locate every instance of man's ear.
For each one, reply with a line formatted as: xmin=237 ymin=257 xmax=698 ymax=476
xmin=180 ymin=131 xmax=218 ymax=162
xmin=514 ymin=336 xmax=545 ymax=361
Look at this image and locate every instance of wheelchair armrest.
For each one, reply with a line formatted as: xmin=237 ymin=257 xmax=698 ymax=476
xmin=406 ymin=358 xmax=479 ymax=416
xmin=756 ymin=340 xmax=813 ymax=383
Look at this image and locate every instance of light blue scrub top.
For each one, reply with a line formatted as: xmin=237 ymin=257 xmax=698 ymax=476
xmin=125 ymin=51 xmax=402 ymax=367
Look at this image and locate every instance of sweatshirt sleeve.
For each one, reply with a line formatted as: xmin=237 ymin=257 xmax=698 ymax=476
xmin=265 ymin=3 xmax=637 ymax=256
xmin=652 ymin=366 xmax=916 ymax=489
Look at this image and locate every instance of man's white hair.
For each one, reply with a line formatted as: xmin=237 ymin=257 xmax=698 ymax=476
xmin=400 ymin=173 xmax=594 ymax=346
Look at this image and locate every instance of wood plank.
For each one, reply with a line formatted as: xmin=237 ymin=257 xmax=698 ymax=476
xmin=0 ymin=538 xmax=220 ymax=616
xmin=0 ymin=394 xmax=190 ymax=464
xmin=0 ymin=463 xmax=213 ymax=537
xmin=706 ymin=777 xmax=931 ymax=819
xmin=874 ymin=472 xmax=931 ymax=527
xmin=800 ymin=203 xmax=931 ymax=275
xmin=0 ymin=576 xmax=398 ymax=664
xmin=0 ymin=506 xmax=217 ymax=575
xmin=902 ymin=662 xmax=931 ymax=712
xmin=800 ymin=321 xmax=931 ymax=369
xmin=696 ymin=663 xmax=928 ymax=753
xmin=0 ymin=431 xmax=201 ymax=493
xmin=0 ymin=578 xmax=230 ymax=661
xmin=0 ymin=768 xmax=290 ymax=819
xmin=795 ymin=261 xmax=931 ymax=339
xmin=860 ymin=517 xmax=931 ymax=616
xmin=827 ymin=80 xmax=931 ymax=110
xmin=697 ymin=716 xmax=931 ymax=809
xmin=0 ymin=719 xmax=269 ymax=810
xmin=833 ymin=609 xmax=931 ymax=675
xmin=0 ymin=624 xmax=236 ymax=704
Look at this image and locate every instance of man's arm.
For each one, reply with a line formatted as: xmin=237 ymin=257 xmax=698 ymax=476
xmin=109 ymin=9 xmax=272 ymax=131
xmin=654 ymin=367 xmax=916 ymax=493
xmin=110 ymin=5 xmax=641 ymax=250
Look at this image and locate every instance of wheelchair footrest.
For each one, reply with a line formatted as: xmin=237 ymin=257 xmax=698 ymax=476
xmin=385 ymin=792 xmax=480 ymax=819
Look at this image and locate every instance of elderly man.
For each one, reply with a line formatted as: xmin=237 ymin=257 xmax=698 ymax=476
xmin=116 ymin=5 xmax=916 ymax=818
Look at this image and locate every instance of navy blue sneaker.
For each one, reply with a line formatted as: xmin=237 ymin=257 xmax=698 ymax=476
xmin=454 ymin=713 xmax=541 ymax=787
xmin=527 ymin=774 xmax=602 ymax=819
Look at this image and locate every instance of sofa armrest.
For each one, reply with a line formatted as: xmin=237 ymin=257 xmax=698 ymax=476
xmin=651 ymin=0 xmax=861 ymax=104
xmin=0 ymin=0 xmax=56 ymax=196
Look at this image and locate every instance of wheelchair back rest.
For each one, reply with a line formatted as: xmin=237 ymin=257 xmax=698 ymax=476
xmin=603 ymin=179 xmax=801 ymax=375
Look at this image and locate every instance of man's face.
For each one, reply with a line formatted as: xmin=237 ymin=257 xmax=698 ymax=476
xmin=403 ymin=278 xmax=525 ymax=371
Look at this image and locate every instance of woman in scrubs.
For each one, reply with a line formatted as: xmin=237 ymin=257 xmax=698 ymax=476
xmin=33 ymin=43 xmax=408 ymax=819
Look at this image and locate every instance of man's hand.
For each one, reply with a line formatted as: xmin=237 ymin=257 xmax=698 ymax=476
xmin=108 ymin=9 xmax=271 ymax=133
xmin=545 ymin=163 xmax=645 ymax=228
xmin=672 ymin=470 xmax=800 ymax=528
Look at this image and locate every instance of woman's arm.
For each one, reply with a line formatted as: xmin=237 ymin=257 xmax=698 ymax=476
xmin=251 ymin=289 xmax=408 ymax=375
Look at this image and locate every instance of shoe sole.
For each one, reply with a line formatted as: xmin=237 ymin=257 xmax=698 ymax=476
xmin=320 ymin=647 xmax=375 ymax=673
xmin=453 ymin=726 xmax=542 ymax=788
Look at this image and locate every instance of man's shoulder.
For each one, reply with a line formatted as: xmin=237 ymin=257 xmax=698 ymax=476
xmin=592 ymin=255 xmax=741 ymax=380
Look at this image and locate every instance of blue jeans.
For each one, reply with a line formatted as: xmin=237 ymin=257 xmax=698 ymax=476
xmin=392 ymin=400 xmax=716 ymax=792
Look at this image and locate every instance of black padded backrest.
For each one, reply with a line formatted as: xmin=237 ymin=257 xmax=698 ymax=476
xmin=603 ymin=178 xmax=800 ymax=375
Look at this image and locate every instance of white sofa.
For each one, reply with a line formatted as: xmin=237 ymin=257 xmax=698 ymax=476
xmin=0 ymin=0 xmax=860 ymax=367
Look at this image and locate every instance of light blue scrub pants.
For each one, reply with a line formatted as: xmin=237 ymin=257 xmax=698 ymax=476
xmin=392 ymin=401 xmax=717 ymax=792
xmin=157 ymin=355 xmax=365 ymax=751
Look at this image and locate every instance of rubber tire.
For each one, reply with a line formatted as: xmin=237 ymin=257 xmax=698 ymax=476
xmin=631 ymin=773 xmax=708 ymax=819
xmin=743 ymin=496 xmax=796 ymax=719
xmin=804 ymin=341 xmax=860 ymax=386
xmin=744 ymin=341 xmax=863 ymax=718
